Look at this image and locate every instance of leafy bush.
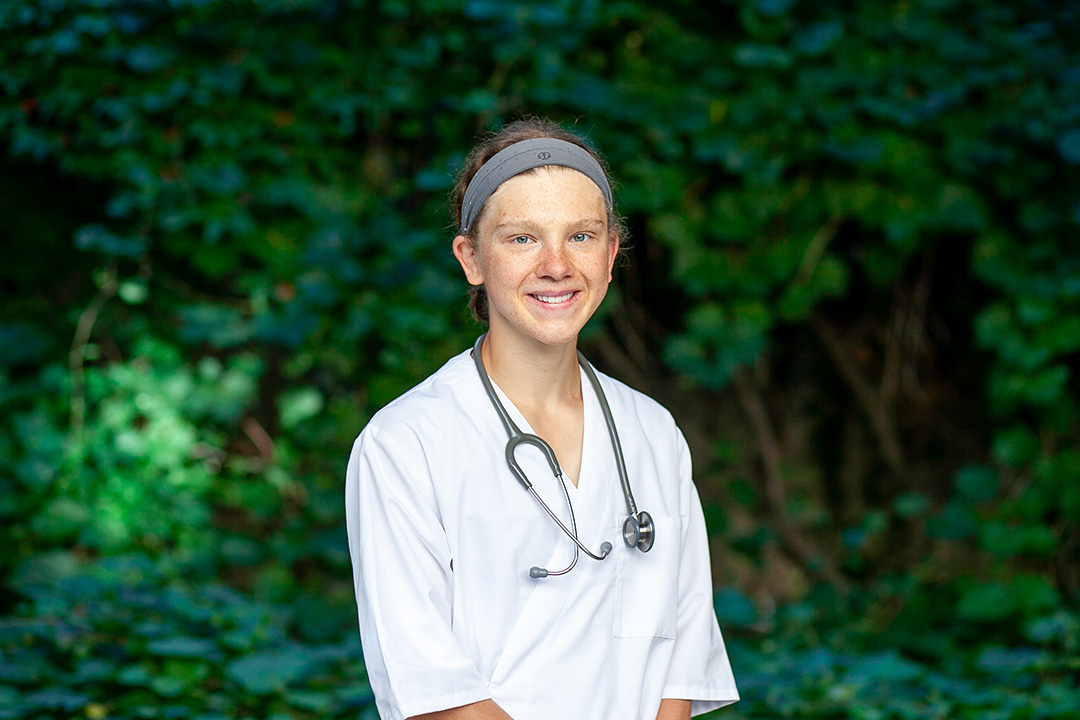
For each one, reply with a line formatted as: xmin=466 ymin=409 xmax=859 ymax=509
xmin=710 ymin=585 xmax=1080 ymax=719
xmin=1 ymin=553 xmax=374 ymax=719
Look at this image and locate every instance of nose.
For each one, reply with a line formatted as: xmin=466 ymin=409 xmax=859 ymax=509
xmin=538 ymin=240 xmax=571 ymax=279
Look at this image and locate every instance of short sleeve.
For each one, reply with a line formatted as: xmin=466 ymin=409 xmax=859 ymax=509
xmin=663 ymin=431 xmax=740 ymax=714
xmin=345 ymin=425 xmax=491 ymax=720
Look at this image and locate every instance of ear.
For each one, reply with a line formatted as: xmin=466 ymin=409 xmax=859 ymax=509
xmin=606 ymin=231 xmax=620 ymax=282
xmin=452 ymin=235 xmax=485 ymax=285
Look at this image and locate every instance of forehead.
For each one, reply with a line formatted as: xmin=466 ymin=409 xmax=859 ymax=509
xmin=482 ymin=166 xmax=607 ymax=224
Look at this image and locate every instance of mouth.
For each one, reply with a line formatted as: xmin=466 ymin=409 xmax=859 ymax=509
xmin=531 ymin=291 xmax=577 ymax=305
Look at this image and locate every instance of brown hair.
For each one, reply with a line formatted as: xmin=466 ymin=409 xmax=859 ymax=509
xmin=451 ymin=118 xmax=625 ymax=323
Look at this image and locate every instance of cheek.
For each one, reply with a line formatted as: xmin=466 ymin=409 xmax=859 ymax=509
xmin=478 ymin=251 xmax=524 ymax=286
xmin=587 ymin=249 xmax=616 ymax=281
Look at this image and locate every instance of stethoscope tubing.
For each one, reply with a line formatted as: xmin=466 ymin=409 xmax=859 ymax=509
xmin=578 ymin=355 xmax=639 ymax=518
xmin=471 ymin=333 xmax=647 ymax=575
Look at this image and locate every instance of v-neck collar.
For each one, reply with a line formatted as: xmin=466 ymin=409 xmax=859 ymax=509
xmin=486 ymin=364 xmax=601 ymax=498
xmin=482 ymin=358 xmax=620 ymax=562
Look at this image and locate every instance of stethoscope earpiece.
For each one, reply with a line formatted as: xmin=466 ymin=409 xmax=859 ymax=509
xmin=622 ymin=511 xmax=655 ymax=552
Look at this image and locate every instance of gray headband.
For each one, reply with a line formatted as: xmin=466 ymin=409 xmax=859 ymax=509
xmin=459 ymin=137 xmax=613 ymax=235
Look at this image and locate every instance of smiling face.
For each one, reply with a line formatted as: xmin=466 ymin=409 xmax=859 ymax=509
xmin=453 ymin=166 xmax=618 ymax=351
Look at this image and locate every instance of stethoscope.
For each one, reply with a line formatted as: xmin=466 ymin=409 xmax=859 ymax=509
xmin=471 ymin=334 xmax=655 ymax=579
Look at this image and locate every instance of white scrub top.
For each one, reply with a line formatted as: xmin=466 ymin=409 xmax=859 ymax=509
xmin=345 ymin=350 xmax=739 ymax=720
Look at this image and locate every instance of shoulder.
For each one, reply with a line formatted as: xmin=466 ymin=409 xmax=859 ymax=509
xmin=355 ymin=349 xmax=479 ymax=450
xmin=587 ymin=362 xmax=697 ymax=513
xmin=347 ymin=349 xmax=485 ymax=503
xmin=588 ymin=362 xmax=691 ymax=469
xmin=590 ymin=364 xmax=680 ymax=438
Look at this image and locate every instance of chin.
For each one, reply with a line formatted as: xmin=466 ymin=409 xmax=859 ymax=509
xmin=487 ymin=302 xmax=598 ymax=349
xmin=534 ymin=331 xmax=580 ymax=347
xmin=527 ymin=317 xmax=591 ymax=347
xmin=491 ymin=321 xmax=583 ymax=349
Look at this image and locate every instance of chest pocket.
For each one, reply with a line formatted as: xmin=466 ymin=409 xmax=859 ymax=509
xmin=613 ymin=515 xmax=682 ymax=639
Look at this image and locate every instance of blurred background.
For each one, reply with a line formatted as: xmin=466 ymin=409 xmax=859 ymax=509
xmin=1 ymin=0 xmax=1078 ymax=717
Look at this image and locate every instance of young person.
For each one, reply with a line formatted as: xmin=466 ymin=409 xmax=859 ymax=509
xmin=345 ymin=119 xmax=739 ymax=720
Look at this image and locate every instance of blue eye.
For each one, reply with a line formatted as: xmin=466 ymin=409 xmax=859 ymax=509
xmin=571 ymin=233 xmax=588 ymax=242
xmin=512 ymin=236 xmax=530 ymax=244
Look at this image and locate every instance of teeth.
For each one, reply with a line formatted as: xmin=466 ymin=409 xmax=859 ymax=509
xmin=535 ymin=292 xmax=574 ymax=304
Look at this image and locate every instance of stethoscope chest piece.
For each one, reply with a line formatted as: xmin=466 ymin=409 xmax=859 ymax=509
xmin=622 ymin=511 xmax=655 ymax=552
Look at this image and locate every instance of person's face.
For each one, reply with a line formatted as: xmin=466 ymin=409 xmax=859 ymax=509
xmin=453 ymin=166 xmax=618 ymax=350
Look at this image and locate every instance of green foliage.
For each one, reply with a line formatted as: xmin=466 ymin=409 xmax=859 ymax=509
xmin=0 ymin=339 xmax=261 ymax=571
xmin=714 ymin=633 xmax=1080 ymax=720
xmin=707 ymin=584 xmax=1080 ymax=719
xmin=2 ymin=0 xmax=1079 ymax=716
xmin=64 ymin=341 xmax=257 ymax=556
xmin=0 ymin=554 xmax=373 ymax=719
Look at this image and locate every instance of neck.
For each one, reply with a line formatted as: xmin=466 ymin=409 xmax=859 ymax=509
xmin=481 ymin=328 xmax=582 ymax=411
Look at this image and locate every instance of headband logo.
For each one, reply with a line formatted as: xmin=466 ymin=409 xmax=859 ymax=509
xmin=537 ymin=151 xmax=552 ymax=160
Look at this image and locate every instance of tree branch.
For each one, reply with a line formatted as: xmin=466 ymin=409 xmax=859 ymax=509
xmin=810 ymin=313 xmax=908 ymax=483
xmin=69 ymin=266 xmax=117 ymax=437
xmin=732 ymin=367 xmax=847 ymax=589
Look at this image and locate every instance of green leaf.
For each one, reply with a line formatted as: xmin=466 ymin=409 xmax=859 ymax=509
xmin=714 ymin=588 xmax=756 ymax=628
xmin=118 ymin=279 xmax=148 ymax=304
xmin=1058 ymin=128 xmax=1080 ymax=164
xmin=846 ymin=651 xmax=925 ymax=683
xmin=150 ymin=675 xmax=188 ymax=698
xmin=24 ymin=689 xmax=90 ymax=711
xmin=957 ymin=582 xmax=1017 ymax=622
xmin=954 ymin=465 xmax=998 ymax=503
xmin=981 ymin=521 xmax=1057 ymax=558
xmin=957 ymin=576 xmax=1061 ymax=623
xmin=893 ymin=493 xmax=930 ymax=518
xmin=733 ymin=44 xmax=793 ymax=69
xmin=0 ymin=686 xmax=20 ymax=712
xmin=279 ymin=387 xmax=324 ymax=429
xmin=29 ymin=497 xmax=90 ymax=541
xmin=226 ymin=651 xmax=312 ymax=695
xmin=1025 ymin=611 xmax=1080 ymax=645
xmin=927 ymin=501 xmax=979 ymax=541
xmin=287 ymin=689 xmax=334 ymax=712
xmin=146 ymin=637 xmax=221 ymax=660
xmin=991 ymin=427 xmax=1040 ymax=468
xmin=0 ymin=323 xmax=52 ymax=366
xmin=73 ymin=225 xmax=145 ymax=258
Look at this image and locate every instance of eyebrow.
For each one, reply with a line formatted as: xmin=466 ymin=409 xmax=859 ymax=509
xmin=491 ymin=218 xmax=607 ymax=235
